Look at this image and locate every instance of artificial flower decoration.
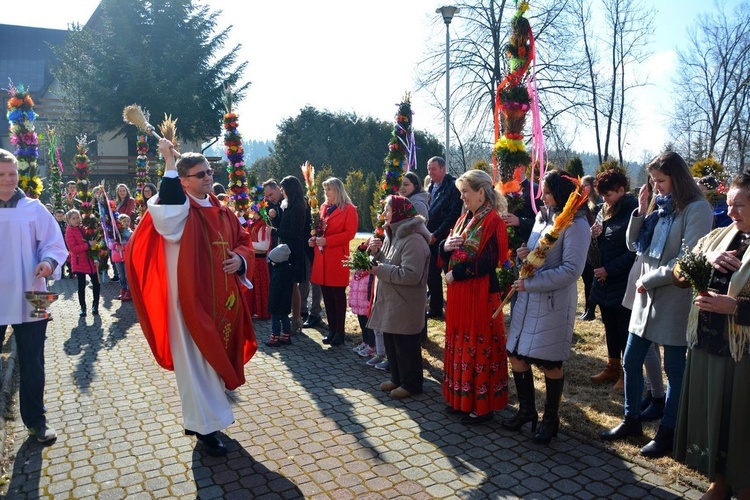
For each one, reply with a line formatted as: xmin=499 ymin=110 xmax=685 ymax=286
xmin=223 ymin=86 xmax=250 ymax=219
xmin=372 ymin=93 xmax=417 ymax=240
xmin=6 ymin=80 xmax=42 ymax=197
xmin=73 ymin=134 xmax=103 ymax=263
xmin=493 ymin=179 xmax=590 ymax=318
xmin=45 ymin=126 xmax=65 ymax=210
xmin=134 ymin=132 xmax=151 ymax=222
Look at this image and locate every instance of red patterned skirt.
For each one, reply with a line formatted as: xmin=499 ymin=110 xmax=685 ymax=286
xmin=247 ymin=256 xmax=270 ymax=320
xmin=443 ymin=275 xmax=509 ymax=415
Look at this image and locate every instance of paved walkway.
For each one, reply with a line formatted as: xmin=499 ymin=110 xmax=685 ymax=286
xmin=1 ymin=277 xmax=706 ymax=499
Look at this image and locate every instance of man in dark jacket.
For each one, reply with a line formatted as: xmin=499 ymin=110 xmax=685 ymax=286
xmin=425 ymin=156 xmax=463 ymax=318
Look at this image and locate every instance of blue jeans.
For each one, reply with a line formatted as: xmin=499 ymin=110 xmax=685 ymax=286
xmin=113 ymin=261 xmax=128 ymax=290
xmin=9 ymin=321 xmax=49 ymax=429
xmin=622 ymin=332 xmax=686 ymax=429
xmin=271 ymin=314 xmax=290 ymax=336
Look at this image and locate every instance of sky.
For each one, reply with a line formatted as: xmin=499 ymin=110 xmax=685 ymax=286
xmin=9 ymin=0 xmax=743 ymax=162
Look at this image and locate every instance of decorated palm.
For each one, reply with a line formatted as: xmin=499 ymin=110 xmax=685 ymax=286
xmin=6 ymin=81 xmax=43 ymax=198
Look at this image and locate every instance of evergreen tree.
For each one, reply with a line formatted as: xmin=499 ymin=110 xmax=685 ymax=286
xmin=52 ymin=0 xmax=248 ymax=144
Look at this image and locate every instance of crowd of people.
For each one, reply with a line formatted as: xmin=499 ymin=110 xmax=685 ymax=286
xmin=2 ymin=143 xmax=748 ymax=497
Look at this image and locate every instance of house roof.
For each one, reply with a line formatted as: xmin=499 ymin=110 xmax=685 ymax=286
xmin=0 ymin=24 xmax=69 ymax=97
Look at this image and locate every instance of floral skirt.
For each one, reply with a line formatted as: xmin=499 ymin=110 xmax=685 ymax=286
xmin=674 ymin=348 xmax=750 ymax=489
xmin=443 ymin=277 xmax=509 ymax=415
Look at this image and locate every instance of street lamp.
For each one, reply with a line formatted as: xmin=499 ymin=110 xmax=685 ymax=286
xmin=437 ymin=6 xmax=458 ymax=172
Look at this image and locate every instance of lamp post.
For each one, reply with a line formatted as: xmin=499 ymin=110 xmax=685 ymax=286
xmin=437 ymin=6 xmax=458 ymax=172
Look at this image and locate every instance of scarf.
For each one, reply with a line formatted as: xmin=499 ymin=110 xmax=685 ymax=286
xmin=448 ymin=201 xmax=493 ymax=269
xmin=634 ymin=194 xmax=675 ymax=258
xmin=686 ymin=225 xmax=750 ymax=361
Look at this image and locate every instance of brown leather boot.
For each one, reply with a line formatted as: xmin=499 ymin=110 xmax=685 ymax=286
xmin=613 ymin=370 xmax=624 ymax=392
xmin=590 ymin=358 xmax=621 ymax=383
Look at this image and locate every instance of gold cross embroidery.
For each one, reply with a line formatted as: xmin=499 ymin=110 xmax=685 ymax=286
xmin=212 ymin=231 xmax=230 ymax=291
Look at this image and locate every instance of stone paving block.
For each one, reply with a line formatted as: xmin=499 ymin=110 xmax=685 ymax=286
xmin=0 ymin=278 xmax=709 ymax=498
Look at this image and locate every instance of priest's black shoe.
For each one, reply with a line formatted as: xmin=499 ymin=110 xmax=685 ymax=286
xmin=302 ymin=314 xmax=321 ymax=328
xmin=639 ymin=425 xmax=673 ymax=458
xmin=187 ymin=430 xmax=227 ymax=457
xmin=601 ymin=416 xmax=642 ymax=441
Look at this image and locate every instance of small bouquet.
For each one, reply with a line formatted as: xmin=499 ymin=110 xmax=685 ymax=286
xmin=674 ymin=242 xmax=712 ymax=296
xmin=343 ymin=242 xmax=373 ymax=271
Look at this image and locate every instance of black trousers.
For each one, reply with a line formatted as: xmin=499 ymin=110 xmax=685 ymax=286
xmin=600 ymin=305 xmax=631 ymax=359
xmin=321 ymin=285 xmax=347 ymax=335
xmin=426 ymin=245 xmax=444 ymax=313
xmin=76 ymin=272 xmax=100 ymax=309
xmin=383 ymin=332 xmax=423 ymax=394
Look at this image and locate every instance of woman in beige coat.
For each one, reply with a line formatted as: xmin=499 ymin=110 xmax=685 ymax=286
xmin=367 ymin=195 xmax=431 ymax=399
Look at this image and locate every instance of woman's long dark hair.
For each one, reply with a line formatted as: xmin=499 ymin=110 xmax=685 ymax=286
xmin=402 ymin=171 xmax=423 ymax=194
xmin=279 ymin=175 xmax=305 ymax=205
xmin=544 ymin=169 xmax=583 ymax=210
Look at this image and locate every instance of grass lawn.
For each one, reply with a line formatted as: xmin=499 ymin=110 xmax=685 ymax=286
xmin=342 ymin=237 xmax=707 ymax=491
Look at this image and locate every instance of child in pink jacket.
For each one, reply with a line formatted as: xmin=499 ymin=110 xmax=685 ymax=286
xmin=65 ymin=209 xmax=100 ymax=317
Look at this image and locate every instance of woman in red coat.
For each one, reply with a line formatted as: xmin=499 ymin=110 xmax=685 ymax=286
xmin=65 ymin=209 xmax=100 ymax=317
xmin=309 ymin=177 xmax=358 ymax=346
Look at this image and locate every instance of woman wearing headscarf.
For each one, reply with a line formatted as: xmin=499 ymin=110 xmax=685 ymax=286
xmin=440 ymin=169 xmax=509 ymax=425
xmin=674 ymin=172 xmax=750 ymax=499
xmin=367 ymin=195 xmax=431 ymax=398
xmin=601 ymin=151 xmax=713 ymax=459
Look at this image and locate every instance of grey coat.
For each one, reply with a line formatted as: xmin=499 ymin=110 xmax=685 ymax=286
xmin=367 ymin=216 xmax=431 ymax=335
xmin=507 ymin=208 xmax=591 ymax=362
xmin=625 ymin=199 xmax=714 ymax=346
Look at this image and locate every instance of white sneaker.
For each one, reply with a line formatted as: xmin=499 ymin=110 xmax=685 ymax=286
xmin=358 ymin=345 xmax=376 ymax=358
xmin=352 ymin=342 xmax=368 ymax=354
xmin=366 ymin=354 xmax=385 ymax=366
xmin=30 ymin=424 xmax=57 ymax=443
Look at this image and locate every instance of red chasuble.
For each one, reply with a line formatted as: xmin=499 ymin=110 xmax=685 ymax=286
xmin=127 ymin=194 xmax=257 ymax=391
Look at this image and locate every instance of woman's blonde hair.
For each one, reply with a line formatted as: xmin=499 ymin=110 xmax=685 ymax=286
xmin=65 ymin=208 xmax=80 ymax=222
xmin=456 ymin=169 xmax=507 ymax=214
xmin=322 ymin=177 xmax=352 ymax=207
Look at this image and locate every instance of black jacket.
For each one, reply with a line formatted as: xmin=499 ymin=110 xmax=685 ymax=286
xmin=268 ymin=261 xmax=294 ymax=316
xmin=590 ymin=194 xmax=638 ymax=308
xmin=426 ymin=173 xmax=463 ymax=244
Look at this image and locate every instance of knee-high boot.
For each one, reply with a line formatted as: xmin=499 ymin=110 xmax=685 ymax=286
xmin=532 ymin=376 xmax=564 ymax=445
xmin=502 ymin=369 xmax=538 ymax=432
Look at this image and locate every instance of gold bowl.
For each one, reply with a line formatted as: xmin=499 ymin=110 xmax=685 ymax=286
xmin=24 ymin=291 xmax=60 ymax=319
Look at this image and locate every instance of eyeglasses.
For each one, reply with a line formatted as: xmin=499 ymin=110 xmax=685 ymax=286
xmin=185 ymin=168 xmax=214 ymax=179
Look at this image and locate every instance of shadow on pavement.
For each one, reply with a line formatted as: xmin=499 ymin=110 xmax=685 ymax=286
xmin=63 ymin=315 xmax=104 ymax=393
xmin=191 ymin=434 xmax=303 ymax=498
xmin=5 ymin=436 xmax=52 ymax=498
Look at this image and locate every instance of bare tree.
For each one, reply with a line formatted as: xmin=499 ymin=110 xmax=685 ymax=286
xmin=671 ymin=1 xmax=750 ymax=169
xmin=416 ymin=0 xmax=581 ymax=161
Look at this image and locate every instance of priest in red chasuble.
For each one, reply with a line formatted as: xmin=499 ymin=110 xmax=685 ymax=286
xmin=127 ymin=138 xmax=257 ymax=457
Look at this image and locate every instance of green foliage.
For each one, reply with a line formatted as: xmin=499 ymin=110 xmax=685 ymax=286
xmin=271 ymin=106 xmax=443 ymax=187
xmin=314 ymin=166 xmax=334 ymax=210
xmin=595 ymin=159 xmax=627 ymax=176
xmin=52 ymin=0 xmax=248 ymax=144
xmin=345 ymin=170 xmax=369 ymax=231
xmin=691 ymin=156 xmax=725 ymax=179
xmin=566 ymin=156 xmax=584 ymax=178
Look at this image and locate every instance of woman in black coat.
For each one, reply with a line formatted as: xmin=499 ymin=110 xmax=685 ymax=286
xmin=589 ymin=169 xmax=638 ymax=390
xmin=278 ymin=176 xmax=309 ymax=332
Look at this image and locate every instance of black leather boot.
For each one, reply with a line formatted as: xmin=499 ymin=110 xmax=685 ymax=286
xmin=328 ymin=330 xmax=345 ymax=346
xmin=601 ymin=415 xmax=643 ymax=441
xmin=532 ymin=376 xmax=564 ymax=444
xmin=322 ymin=331 xmax=334 ymax=344
xmin=640 ymin=425 xmax=674 ymax=458
xmin=578 ymin=302 xmax=595 ymax=321
xmin=502 ymin=369 xmax=538 ymax=433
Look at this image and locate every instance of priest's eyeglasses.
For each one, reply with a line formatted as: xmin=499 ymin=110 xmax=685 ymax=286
xmin=185 ymin=168 xmax=214 ymax=179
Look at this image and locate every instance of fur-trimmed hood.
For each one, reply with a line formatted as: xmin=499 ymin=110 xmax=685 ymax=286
xmin=388 ymin=215 xmax=430 ymax=243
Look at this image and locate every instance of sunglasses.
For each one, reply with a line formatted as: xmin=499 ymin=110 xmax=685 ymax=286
xmin=185 ymin=168 xmax=214 ymax=179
